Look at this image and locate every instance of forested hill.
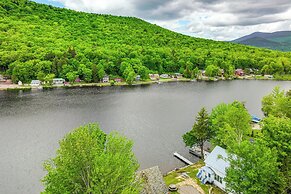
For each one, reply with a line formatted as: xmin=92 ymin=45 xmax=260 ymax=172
xmin=0 ymin=0 xmax=290 ymax=83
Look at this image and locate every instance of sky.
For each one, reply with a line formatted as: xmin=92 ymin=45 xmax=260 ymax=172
xmin=32 ymin=0 xmax=291 ymax=41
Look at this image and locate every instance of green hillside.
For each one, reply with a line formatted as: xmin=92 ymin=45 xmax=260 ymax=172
xmin=0 ymin=0 xmax=290 ymax=83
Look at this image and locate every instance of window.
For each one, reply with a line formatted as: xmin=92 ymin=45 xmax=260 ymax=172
xmin=214 ymin=174 xmax=223 ymax=184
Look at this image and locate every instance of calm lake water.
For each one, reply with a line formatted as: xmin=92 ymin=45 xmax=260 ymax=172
xmin=0 ymin=80 xmax=290 ymax=193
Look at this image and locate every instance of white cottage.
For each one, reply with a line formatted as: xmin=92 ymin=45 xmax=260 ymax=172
xmin=53 ymin=78 xmax=65 ymax=86
xmin=197 ymin=146 xmax=229 ymax=191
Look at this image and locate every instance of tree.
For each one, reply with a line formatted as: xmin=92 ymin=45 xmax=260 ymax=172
xmin=183 ymin=107 xmax=212 ymax=159
xmin=225 ymin=141 xmax=282 ymax=194
xmin=66 ymin=71 xmax=78 ymax=84
xmin=262 ymin=87 xmax=291 ymax=118
xmin=42 ymin=123 xmax=140 ymax=194
xmin=137 ymin=66 xmax=149 ymax=80
xmin=96 ymin=64 xmax=105 ymax=81
xmin=210 ymin=101 xmax=251 ymax=148
xmin=261 ymin=116 xmax=291 ymax=193
xmin=205 ymin=65 xmax=219 ymax=77
xmin=44 ymin=73 xmax=55 ymax=85
xmin=126 ymin=70 xmax=136 ymax=85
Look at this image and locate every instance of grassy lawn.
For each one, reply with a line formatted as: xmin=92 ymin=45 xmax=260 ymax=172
xmin=164 ymin=161 xmax=225 ymax=194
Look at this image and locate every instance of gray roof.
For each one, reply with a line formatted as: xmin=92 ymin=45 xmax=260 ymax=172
xmin=137 ymin=166 xmax=168 ymax=194
xmin=205 ymin=146 xmax=229 ymax=176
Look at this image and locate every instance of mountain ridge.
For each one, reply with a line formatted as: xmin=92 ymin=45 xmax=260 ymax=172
xmin=232 ymin=31 xmax=291 ymax=51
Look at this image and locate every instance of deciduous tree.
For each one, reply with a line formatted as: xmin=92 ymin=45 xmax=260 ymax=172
xmin=42 ymin=123 xmax=140 ymax=194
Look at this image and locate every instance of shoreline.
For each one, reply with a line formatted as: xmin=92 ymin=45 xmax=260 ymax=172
xmin=0 ymin=76 xmax=289 ymax=91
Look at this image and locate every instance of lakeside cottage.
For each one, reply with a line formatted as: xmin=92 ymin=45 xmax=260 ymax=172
xmin=235 ymin=69 xmax=244 ymax=76
xmin=53 ymin=78 xmax=65 ymax=86
xmin=137 ymin=166 xmax=168 ymax=194
xmin=114 ymin=78 xmax=122 ymax=83
xmin=173 ymin=73 xmax=183 ymax=79
xmin=136 ymin=75 xmax=141 ymax=81
xmin=149 ymin=74 xmax=159 ymax=81
xmin=30 ymin=80 xmax=41 ymax=87
xmin=197 ymin=146 xmax=229 ymax=191
xmin=102 ymin=75 xmax=109 ymax=83
xmin=160 ymin=74 xmax=169 ymax=79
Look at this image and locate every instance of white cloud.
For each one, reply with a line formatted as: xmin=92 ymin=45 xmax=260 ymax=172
xmin=50 ymin=0 xmax=291 ymax=41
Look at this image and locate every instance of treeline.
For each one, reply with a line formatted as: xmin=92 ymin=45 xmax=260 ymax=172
xmin=0 ymin=0 xmax=291 ymax=83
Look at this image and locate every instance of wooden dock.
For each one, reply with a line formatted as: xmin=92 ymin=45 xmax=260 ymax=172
xmin=173 ymin=152 xmax=193 ymax=165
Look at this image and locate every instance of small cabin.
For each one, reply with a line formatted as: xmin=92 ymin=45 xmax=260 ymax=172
xmin=160 ymin=74 xmax=169 ymax=79
xmin=102 ymin=75 xmax=109 ymax=83
xmin=197 ymin=146 xmax=229 ymax=191
xmin=235 ymin=69 xmax=244 ymax=76
xmin=30 ymin=80 xmax=41 ymax=87
xmin=173 ymin=73 xmax=183 ymax=79
xmin=114 ymin=78 xmax=122 ymax=83
xmin=149 ymin=74 xmax=159 ymax=81
xmin=53 ymin=78 xmax=65 ymax=86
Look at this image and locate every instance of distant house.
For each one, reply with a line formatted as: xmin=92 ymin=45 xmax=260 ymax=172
xmin=137 ymin=166 xmax=168 ymax=194
xmin=114 ymin=78 xmax=122 ymax=83
xmin=149 ymin=74 xmax=159 ymax=81
xmin=160 ymin=74 xmax=169 ymax=79
xmin=220 ymin=69 xmax=225 ymax=76
xmin=173 ymin=73 xmax=183 ymax=79
xmin=235 ymin=69 xmax=244 ymax=76
xmin=53 ymin=78 xmax=65 ymax=86
xmin=197 ymin=146 xmax=230 ymax=191
xmin=30 ymin=80 xmax=41 ymax=87
xmin=102 ymin=75 xmax=109 ymax=83
xmin=136 ymin=75 xmax=141 ymax=81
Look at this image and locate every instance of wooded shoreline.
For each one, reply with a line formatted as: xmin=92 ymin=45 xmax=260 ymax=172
xmin=0 ymin=76 xmax=288 ymax=91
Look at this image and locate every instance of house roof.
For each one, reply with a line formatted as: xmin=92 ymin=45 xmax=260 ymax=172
xmin=205 ymin=146 xmax=229 ymax=176
xmin=137 ymin=166 xmax=168 ymax=194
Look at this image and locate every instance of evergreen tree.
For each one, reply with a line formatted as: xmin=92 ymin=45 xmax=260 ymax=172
xmin=183 ymin=107 xmax=212 ymax=159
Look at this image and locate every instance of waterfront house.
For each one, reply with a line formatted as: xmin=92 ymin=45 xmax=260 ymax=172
xmin=235 ymin=69 xmax=244 ymax=76
xmin=137 ymin=166 xmax=168 ymax=194
xmin=174 ymin=73 xmax=183 ymax=79
xmin=160 ymin=74 xmax=169 ymax=79
xmin=53 ymin=78 xmax=65 ymax=86
xmin=114 ymin=78 xmax=122 ymax=83
xmin=136 ymin=75 xmax=141 ymax=81
xmin=197 ymin=146 xmax=229 ymax=191
xmin=149 ymin=74 xmax=159 ymax=81
xmin=102 ymin=75 xmax=109 ymax=83
xmin=30 ymin=80 xmax=41 ymax=87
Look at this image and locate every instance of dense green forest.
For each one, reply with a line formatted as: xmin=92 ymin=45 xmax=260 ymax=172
xmin=0 ymin=0 xmax=291 ymax=83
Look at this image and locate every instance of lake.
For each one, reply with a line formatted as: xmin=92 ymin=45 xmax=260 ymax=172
xmin=0 ymin=80 xmax=290 ymax=193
